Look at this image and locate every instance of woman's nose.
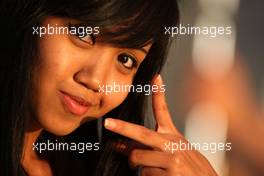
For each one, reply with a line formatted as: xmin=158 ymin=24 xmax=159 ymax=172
xmin=73 ymin=47 xmax=115 ymax=92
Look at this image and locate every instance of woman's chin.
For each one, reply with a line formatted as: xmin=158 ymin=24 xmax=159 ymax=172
xmin=42 ymin=123 xmax=80 ymax=136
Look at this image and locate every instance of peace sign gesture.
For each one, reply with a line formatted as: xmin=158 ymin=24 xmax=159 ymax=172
xmin=104 ymin=75 xmax=218 ymax=176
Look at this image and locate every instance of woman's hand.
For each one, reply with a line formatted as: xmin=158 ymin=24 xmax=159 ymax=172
xmin=104 ymin=75 xmax=218 ymax=176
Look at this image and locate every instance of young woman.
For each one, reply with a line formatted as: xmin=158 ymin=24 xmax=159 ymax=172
xmin=0 ymin=0 xmax=218 ymax=175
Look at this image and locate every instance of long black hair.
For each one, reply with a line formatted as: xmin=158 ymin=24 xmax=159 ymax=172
xmin=0 ymin=0 xmax=179 ymax=175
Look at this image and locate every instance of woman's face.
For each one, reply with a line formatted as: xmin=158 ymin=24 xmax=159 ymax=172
xmin=31 ymin=17 xmax=151 ymax=135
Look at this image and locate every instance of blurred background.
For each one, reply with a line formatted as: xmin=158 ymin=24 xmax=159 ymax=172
xmin=147 ymin=0 xmax=264 ymax=175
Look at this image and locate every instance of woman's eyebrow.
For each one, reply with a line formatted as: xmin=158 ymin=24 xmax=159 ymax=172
xmin=137 ymin=48 xmax=148 ymax=54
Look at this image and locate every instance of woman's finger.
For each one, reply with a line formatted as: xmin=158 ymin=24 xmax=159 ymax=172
xmin=129 ymin=149 xmax=172 ymax=169
xmin=104 ymin=118 xmax=170 ymax=151
xmin=152 ymin=75 xmax=179 ymax=134
xmin=140 ymin=167 xmax=166 ymax=176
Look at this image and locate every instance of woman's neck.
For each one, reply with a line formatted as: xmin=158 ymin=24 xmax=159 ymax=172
xmin=21 ymin=118 xmax=53 ymax=176
xmin=23 ymin=127 xmax=42 ymax=160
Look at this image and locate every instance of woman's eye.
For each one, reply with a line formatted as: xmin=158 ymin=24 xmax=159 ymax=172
xmin=76 ymin=33 xmax=95 ymax=45
xmin=68 ymin=23 xmax=95 ymax=45
xmin=117 ymin=53 xmax=138 ymax=69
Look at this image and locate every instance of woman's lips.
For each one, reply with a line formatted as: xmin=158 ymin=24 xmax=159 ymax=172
xmin=59 ymin=91 xmax=91 ymax=116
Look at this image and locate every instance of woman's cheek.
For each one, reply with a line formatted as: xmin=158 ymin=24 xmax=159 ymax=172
xmin=101 ymin=90 xmax=129 ymax=114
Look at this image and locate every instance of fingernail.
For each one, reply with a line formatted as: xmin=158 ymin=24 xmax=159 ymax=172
xmin=156 ymin=74 xmax=163 ymax=84
xmin=152 ymin=74 xmax=163 ymax=87
xmin=104 ymin=118 xmax=116 ymax=129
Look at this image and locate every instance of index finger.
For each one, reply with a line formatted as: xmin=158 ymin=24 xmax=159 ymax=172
xmin=104 ymin=118 xmax=170 ymax=151
xmin=152 ymin=75 xmax=179 ymax=134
